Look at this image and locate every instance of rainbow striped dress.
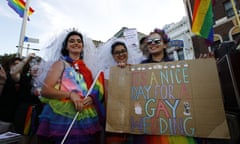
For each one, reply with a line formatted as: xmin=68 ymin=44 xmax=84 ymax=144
xmin=132 ymin=135 xmax=207 ymax=144
xmin=37 ymin=64 xmax=102 ymax=143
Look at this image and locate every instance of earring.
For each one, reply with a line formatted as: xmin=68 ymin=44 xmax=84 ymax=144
xmin=26 ymin=70 xmax=30 ymax=77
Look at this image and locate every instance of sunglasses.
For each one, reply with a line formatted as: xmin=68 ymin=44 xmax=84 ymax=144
xmin=113 ymin=49 xmax=127 ymax=56
xmin=147 ymin=39 xmax=162 ymax=45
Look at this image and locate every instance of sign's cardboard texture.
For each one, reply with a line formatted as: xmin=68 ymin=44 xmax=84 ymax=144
xmin=106 ymin=58 xmax=230 ymax=139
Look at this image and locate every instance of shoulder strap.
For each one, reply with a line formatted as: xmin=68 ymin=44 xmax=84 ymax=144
xmin=58 ymin=61 xmax=66 ymax=90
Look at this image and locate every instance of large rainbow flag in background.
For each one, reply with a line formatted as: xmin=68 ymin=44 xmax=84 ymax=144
xmin=7 ymin=0 xmax=34 ymax=19
xmin=191 ymin=0 xmax=214 ymax=42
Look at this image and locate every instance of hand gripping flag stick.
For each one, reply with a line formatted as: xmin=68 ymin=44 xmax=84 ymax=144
xmin=61 ymin=71 xmax=103 ymax=144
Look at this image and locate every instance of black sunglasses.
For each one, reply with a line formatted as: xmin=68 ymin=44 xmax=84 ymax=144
xmin=147 ymin=39 xmax=162 ymax=45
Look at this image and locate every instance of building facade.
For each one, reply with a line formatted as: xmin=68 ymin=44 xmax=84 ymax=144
xmin=163 ymin=17 xmax=195 ymax=60
xmin=183 ymin=0 xmax=240 ymax=57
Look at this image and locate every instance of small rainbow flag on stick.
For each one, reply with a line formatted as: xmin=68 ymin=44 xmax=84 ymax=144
xmin=7 ymin=0 xmax=34 ymax=19
xmin=191 ymin=0 xmax=214 ymax=42
xmin=90 ymin=71 xmax=105 ymax=123
xmin=61 ymin=71 xmax=105 ymax=144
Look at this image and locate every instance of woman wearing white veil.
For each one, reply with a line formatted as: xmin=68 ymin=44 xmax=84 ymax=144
xmin=37 ymin=28 xmax=99 ymax=85
xmin=97 ymin=37 xmax=141 ymax=144
xmin=36 ymin=28 xmax=104 ymax=144
xmin=97 ymin=37 xmax=141 ymax=80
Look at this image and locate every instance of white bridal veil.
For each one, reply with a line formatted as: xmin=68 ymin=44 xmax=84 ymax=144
xmin=96 ymin=36 xmax=143 ymax=79
xmin=36 ymin=28 xmax=99 ymax=86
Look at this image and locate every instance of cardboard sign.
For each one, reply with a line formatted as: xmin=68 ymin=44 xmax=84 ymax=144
xmin=106 ymin=58 xmax=230 ymax=139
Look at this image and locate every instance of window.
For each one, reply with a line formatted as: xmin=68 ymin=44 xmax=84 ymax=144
xmin=224 ymin=0 xmax=239 ymax=18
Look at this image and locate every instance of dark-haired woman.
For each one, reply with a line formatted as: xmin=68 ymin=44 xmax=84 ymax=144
xmin=0 ymin=57 xmax=21 ymax=123
xmin=104 ymin=41 xmax=132 ymax=144
xmin=37 ymin=30 xmax=103 ymax=144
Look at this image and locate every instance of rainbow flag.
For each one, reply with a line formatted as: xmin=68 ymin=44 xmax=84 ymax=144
xmin=90 ymin=71 xmax=106 ymax=125
xmin=7 ymin=0 xmax=34 ymax=19
xmin=191 ymin=0 xmax=214 ymax=42
xmin=23 ymin=105 xmax=38 ymax=136
xmin=133 ymin=135 xmax=206 ymax=144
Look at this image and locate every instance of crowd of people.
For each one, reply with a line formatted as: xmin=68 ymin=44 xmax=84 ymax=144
xmin=0 ymin=27 xmax=216 ymax=144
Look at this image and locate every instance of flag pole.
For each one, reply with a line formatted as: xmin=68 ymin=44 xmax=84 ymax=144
xmin=17 ymin=0 xmax=31 ymax=58
xmin=230 ymin=0 xmax=240 ymax=27
xmin=60 ymin=71 xmax=103 ymax=144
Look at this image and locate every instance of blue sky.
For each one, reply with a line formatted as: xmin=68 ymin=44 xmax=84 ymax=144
xmin=0 ymin=0 xmax=186 ymax=57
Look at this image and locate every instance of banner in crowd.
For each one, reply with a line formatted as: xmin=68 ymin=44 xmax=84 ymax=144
xmin=106 ymin=58 xmax=230 ymax=139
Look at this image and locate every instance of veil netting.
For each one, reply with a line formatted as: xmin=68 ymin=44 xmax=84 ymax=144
xmin=35 ymin=28 xmax=99 ymax=88
xmin=96 ymin=37 xmax=143 ymax=79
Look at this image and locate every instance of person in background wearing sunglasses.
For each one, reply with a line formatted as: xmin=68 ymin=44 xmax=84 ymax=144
xmin=133 ymin=28 xmax=199 ymax=144
xmin=141 ymin=28 xmax=172 ymax=64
